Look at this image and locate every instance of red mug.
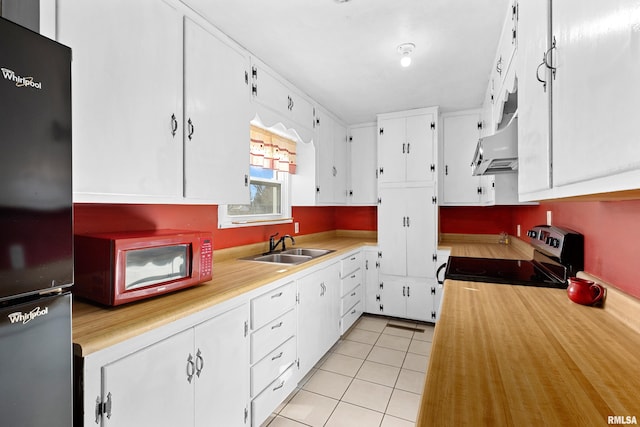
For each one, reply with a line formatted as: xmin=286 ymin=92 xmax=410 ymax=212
xmin=567 ymin=277 xmax=605 ymax=306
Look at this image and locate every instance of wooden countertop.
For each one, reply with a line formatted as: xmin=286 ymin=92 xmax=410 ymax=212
xmin=72 ymin=232 xmax=375 ymax=357
xmin=419 ymin=238 xmax=640 ymax=426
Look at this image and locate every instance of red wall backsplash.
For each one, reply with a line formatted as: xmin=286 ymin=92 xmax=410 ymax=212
xmin=441 ymin=201 xmax=640 ymax=299
xmin=73 ymin=204 xmax=376 ymax=251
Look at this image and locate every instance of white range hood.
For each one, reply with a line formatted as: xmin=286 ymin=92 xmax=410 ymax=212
xmin=471 ymin=111 xmax=518 ymax=176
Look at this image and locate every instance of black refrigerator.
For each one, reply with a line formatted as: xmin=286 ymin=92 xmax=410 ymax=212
xmin=0 ymin=16 xmax=74 ymax=426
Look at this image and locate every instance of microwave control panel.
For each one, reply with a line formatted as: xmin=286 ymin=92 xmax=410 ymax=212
xmin=200 ymin=237 xmax=213 ymax=279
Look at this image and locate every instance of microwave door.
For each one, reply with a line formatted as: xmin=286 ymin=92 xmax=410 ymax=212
xmin=125 ymin=245 xmax=189 ymax=290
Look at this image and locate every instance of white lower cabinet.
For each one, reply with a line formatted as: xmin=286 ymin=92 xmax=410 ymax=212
xmin=248 ymin=280 xmax=298 ymax=427
xmin=339 ymin=252 xmax=364 ymax=334
xmin=378 ymin=277 xmax=432 ymax=322
xmin=297 ymin=262 xmax=340 ymax=376
xmin=94 ymin=303 xmax=249 ymax=427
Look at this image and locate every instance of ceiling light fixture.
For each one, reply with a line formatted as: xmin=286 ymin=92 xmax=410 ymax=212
xmin=397 ymin=43 xmax=415 ymax=67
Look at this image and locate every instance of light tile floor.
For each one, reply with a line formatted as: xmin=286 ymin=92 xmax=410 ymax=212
xmin=262 ymin=315 xmax=434 ymax=427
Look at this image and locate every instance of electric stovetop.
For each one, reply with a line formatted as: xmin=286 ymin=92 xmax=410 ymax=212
xmin=444 ymin=256 xmax=567 ymax=288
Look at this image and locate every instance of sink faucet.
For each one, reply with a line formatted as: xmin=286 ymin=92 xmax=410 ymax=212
xmin=268 ymin=233 xmax=295 ymax=252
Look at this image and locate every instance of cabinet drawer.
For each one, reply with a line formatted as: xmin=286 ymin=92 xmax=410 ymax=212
xmin=251 ymin=308 xmax=296 ymax=364
xmin=341 ymin=269 xmax=361 ymax=297
xmin=341 ymin=252 xmax=361 ymax=278
xmin=252 ymin=364 xmax=297 ymax=427
xmin=251 ymin=281 xmax=296 ymax=330
xmin=340 ymin=284 xmax=361 ymax=316
xmin=341 ymin=301 xmax=363 ymax=335
xmin=251 ymin=336 xmax=296 ymax=397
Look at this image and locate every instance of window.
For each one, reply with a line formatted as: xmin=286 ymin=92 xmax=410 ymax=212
xmin=218 ymin=123 xmax=297 ymax=228
xmin=218 ymin=166 xmax=291 ymax=228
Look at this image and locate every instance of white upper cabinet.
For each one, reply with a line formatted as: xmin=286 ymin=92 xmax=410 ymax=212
xmin=315 ymin=107 xmax=348 ymax=205
xmin=441 ymin=111 xmax=490 ymax=205
xmin=250 ymin=58 xmax=315 ymax=140
xmin=377 ymin=108 xmax=438 ymax=185
xmin=182 ymin=17 xmax=251 ymax=204
xmin=551 ymin=0 xmax=640 ymax=190
xmin=517 ymin=0 xmax=552 ymax=196
xmin=58 ymin=0 xmax=184 ymax=202
xmin=58 ymin=0 xmax=251 ymax=204
xmin=348 ymin=123 xmax=378 ymax=205
xmin=518 ymin=0 xmax=640 ymax=200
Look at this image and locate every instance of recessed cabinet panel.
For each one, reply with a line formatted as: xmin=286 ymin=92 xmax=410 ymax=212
xmin=348 ymin=124 xmax=378 ymax=205
xmin=405 ymin=114 xmax=436 ymax=182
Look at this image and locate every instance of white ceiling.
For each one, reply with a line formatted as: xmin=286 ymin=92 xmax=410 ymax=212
xmin=187 ymin=0 xmax=510 ymax=125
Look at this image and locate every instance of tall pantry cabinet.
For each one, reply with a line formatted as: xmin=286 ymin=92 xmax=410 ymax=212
xmin=374 ymin=107 xmax=441 ymax=322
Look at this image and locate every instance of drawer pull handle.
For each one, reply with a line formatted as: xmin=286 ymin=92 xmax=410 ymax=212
xmin=271 ymin=321 xmax=283 ymax=330
xmin=271 ymin=292 xmax=283 ymax=299
xmin=350 ymin=292 xmax=356 ymax=297
xmin=351 ymin=309 xmax=357 ymax=315
xmin=350 ymin=274 xmax=356 ymax=279
xmin=350 ymin=257 xmax=356 ymax=261
xmin=273 ymin=381 xmax=285 ymax=391
xmin=272 ymin=352 xmax=283 ymax=361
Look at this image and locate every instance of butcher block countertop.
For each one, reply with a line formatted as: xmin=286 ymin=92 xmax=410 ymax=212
xmin=420 ymin=236 xmax=640 ymax=426
xmin=72 ymin=231 xmax=376 ymax=357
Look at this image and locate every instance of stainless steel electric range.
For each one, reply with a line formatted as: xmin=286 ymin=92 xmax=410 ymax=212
xmin=445 ymin=225 xmax=584 ymax=288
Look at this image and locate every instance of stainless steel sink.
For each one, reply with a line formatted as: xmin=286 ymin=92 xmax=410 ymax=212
xmin=281 ymin=248 xmax=333 ymax=257
xmin=251 ymin=253 xmax=312 ymax=264
xmin=241 ymin=248 xmax=334 ymax=265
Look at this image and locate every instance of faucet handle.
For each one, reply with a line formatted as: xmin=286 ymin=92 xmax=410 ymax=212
xmin=269 ymin=232 xmax=279 ymax=240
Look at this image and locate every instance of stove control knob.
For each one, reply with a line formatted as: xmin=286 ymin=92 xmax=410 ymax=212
xmin=552 ymin=238 xmax=561 ymax=248
xmin=545 ymin=236 xmax=553 ymax=245
xmin=527 ymin=230 xmax=538 ymax=239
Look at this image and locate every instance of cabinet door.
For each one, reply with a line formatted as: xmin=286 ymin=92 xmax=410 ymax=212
xmin=349 ymin=124 xmax=378 ymax=205
xmin=102 ymin=330 xmax=195 ymax=427
xmin=405 ymin=280 xmax=431 ymax=322
xmin=297 ymin=268 xmax=329 ymax=375
xmin=377 ymin=117 xmax=406 ymax=184
xmin=333 ymin=123 xmax=349 ymax=204
xmin=381 ymin=280 xmax=407 ymax=319
xmin=323 ymin=262 xmax=342 ymax=347
xmin=252 ymin=65 xmax=290 ymax=119
xmin=442 ymin=113 xmax=484 ymax=204
xmin=406 ymin=114 xmax=436 ymax=182
xmin=57 ymin=0 xmax=183 ymax=200
xmin=316 ymin=110 xmax=335 ymax=204
xmin=289 ymin=91 xmax=315 ymax=131
xmin=517 ymin=0 xmax=552 ymax=195
xmin=406 ymin=185 xmax=437 ymax=278
xmin=377 ymin=187 xmax=407 ymax=276
xmin=194 ymin=304 xmax=249 ymax=427
xmin=183 ymin=18 xmax=250 ymax=204
xmin=552 ymin=0 xmax=640 ymax=187
xmin=363 ymin=249 xmax=381 ymax=314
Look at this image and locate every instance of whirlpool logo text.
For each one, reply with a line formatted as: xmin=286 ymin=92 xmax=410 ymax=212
xmin=7 ymin=307 xmax=49 ymax=325
xmin=1 ymin=67 xmax=43 ymax=89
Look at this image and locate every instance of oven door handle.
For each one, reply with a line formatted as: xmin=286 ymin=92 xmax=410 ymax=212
xmin=437 ymin=263 xmax=447 ymax=285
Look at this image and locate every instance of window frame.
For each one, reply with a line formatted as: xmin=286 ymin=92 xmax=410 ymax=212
xmin=217 ymin=168 xmax=292 ymax=229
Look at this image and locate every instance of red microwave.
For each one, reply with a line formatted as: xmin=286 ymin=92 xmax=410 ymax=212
xmin=74 ymin=230 xmax=213 ymax=306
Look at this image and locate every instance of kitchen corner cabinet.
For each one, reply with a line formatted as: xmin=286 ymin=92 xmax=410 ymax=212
xmin=90 ymin=303 xmax=249 ymax=427
xmin=297 ymin=262 xmax=341 ymax=376
xmin=377 ymin=108 xmax=438 ymax=185
xmin=440 ymin=111 xmax=524 ymax=205
xmin=441 ymin=111 xmax=494 ymax=205
xmin=518 ymin=0 xmax=640 ymax=200
xmin=316 ymin=107 xmax=349 ymax=205
xmin=347 ymin=123 xmax=378 ymax=205
xmin=57 ymin=0 xmax=250 ymax=204
xmin=377 ymin=184 xmax=438 ymax=278
xmin=363 ymin=247 xmax=381 ymax=315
